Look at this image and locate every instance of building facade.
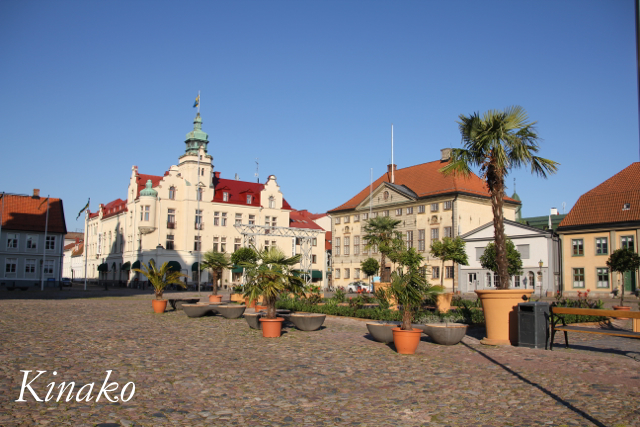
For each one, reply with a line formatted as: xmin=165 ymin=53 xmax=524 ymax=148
xmin=1 ymin=191 xmax=67 ymax=287
xmin=556 ymin=163 xmax=640 ymax=297
xmin=327 ymin=149 xmax=520 ymax=291
xmin=83 ymin=114 xmax=326 ymax=287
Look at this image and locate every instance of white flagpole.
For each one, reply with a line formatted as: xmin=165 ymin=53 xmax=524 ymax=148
xmin=84 ymin=199 xmax=90 ymax=291
xmin=40 ymin=196 xmax=50 ymax=291
xmin=0 ymin=192 xmax=5 ymax=241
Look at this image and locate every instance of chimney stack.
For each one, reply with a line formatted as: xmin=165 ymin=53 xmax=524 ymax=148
xmin=387 ymin=164 xmax=397 ymax=183
xmin=213 ymin=171 xmax=221 ymax=179
xmin=550 ymin=207 xmax=558 ymax=216
xmin=32 ymin=189 xmax=40 ymax=198
xmin=440 ymin=148 xmax=452 ymax=162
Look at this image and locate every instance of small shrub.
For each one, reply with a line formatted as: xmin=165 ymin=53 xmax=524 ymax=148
xmin=332 ymin=288 xmax=346 ymax=303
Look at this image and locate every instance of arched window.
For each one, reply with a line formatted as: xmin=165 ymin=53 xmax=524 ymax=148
xmin=269 ymin=196 xmax=275 ymax=209
xmin=169 ymin=187 xmax=176 ymax=200
xmin=197 ymin=188 xmax=203 ymax=201
xmin=486 ymin=272 xmax=492 ymax=288
xmin=528 ymin=271 xmax=535 ymax=289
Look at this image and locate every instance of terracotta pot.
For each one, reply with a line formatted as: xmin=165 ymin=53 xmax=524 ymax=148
xmin=152 ymin=299 xmax=167 ymax=314
xmin=255 ymin=305 xmax=268 ymax=312
xmin=391 ymin=328 xmax=422 ymax=354
xmin=476 ymin=289 xmax=534 ymax=346
xmin=259 ymin=317 xmax=285 ymax=338
xmin=244 ymin=298 xmax=256 ymax=309
xmin=209 ymin=295 xmax=223 ymax=303
xmin=612 ymin=305 xmax=631 ymax=320
xmin=436 ymin=293 xmax=453 ymax=312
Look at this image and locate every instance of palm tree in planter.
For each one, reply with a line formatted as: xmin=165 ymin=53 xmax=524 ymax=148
xmin=133 ymin=260 xmax=187 ymax=313
xmin=440 ymin=106 xmax=558 ymax=345
xmin=201 ymin=250 xmax=233 ymax=302
xmin=607 ymin=247 xmax=640 ymax=310
xmin=231 ymin=247 xmax=259 ymax=305
xmin=429 ymin=236 xmax=469 ymax=311
xmin=241 ymin=246 xmax=305 ymax=337
xmin=362 ymin=216 xmax=402 ymax=282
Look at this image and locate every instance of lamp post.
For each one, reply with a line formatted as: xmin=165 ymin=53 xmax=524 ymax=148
xmin=538 ymin=259 xmax=544 ymax=298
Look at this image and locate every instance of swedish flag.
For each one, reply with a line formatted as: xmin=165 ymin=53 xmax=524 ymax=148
xmin=193 ymin=94 xmax=200 ymax=108
xmin=76 ymin=198 xmax=90 ymax=220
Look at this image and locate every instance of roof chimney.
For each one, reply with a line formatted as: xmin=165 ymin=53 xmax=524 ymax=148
xmin=440 ymin=148 xmax=452 ymax=162
xmin=387 ymin=164 xmax=397 ymax=183
xmin=32 ymin=189 xmax=40 ymax=198
xmin=214 ymin=171 xmax=221 ymax=179
xmin=550 ymin=207 xmax=558 ymax=216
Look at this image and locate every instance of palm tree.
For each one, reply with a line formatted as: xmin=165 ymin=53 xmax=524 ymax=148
xmin=201 ymin=250 xmax=233 ymax=296
xmin=241 ymin=247 xmax=305 ymax=319
xmin=362 ymin=216 xmax=402 ymax=282
xmin=133 ymin=260 xmax=187 ymax=300
xmin=440 ymin=106 xmax=558 ymax=288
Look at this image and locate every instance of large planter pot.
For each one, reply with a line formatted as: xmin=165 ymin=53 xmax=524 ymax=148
xmin=436 ymin=293 xmax=454 ymax=312
xmin=244 ymin=298 xmax=256 ymax=309
xmin=209 ymin=295 xmax=223 ymax=303
xmin=183 ymin=304 xmax=213 ymax=318
xmin=169 ymin=298 xmax=200 ymax=311
xmin=289 ymin=313 xmax=326 ymax=331
xmin=152 ymin=299 xmax=167 ymax=313
xmin=476 ymin=289 xmax=534 ymax=346
xmin=422 ymin=323 xmax=468 ymax=345
xmin=216 ymin=304 xmax=247 ymax=319
xmin=244 ymin=312 xmax=263 ymax=329
xmin=612 ymin=305 xmax=631 ymax=320
xmin=230 ymin=294 xmax=244 ymax=303
xmin=259 ymin=317 xmax=285 ymax=338
xmin=366 ymin=321 xmax=401 ymax=343
xmin=255 ymin=305 xmax=268 ymax=312
xmin=392 ymin=328 xmax=422 ymax=354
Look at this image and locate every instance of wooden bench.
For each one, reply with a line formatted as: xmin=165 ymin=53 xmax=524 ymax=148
xmin=550 ymin=306 xmax=640 ymax=350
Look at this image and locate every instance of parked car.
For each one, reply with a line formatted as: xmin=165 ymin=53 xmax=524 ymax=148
xmin=347 ymin=281 xmax=368 ymax=293
xmin=61 ymin=277 xmax=72 ymax=287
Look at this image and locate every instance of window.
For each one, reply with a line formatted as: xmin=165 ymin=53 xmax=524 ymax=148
xmin=443 ymin=227 xmax=452 ymax=238
xmin=354 ymin=214 xmax=360 ymax=222
xmin=335 ymin=217 xmax=341 ymax=225
xmin=383 ymin=210 xmax=389 ymax=217
xmin=195 ymin=210 xmax=203 ymax=229
xmin=406 ymin=230 xmax=414 ymax=249
xmin=596 ymin=268 xmax=609 ymax=288
xmin=25 ymin=259 xmax=36 ymax=274
xmin=355 ymin=268 xmax=360 ymax=279
xmin=223 ymin=192 xmax=229 ymax=202
xmin=595 ymin=237 xmax=608 ymax=255
xmin=396 ymin=209 xmax=402 ymax=216
xmin=431 ymin=228 xmax=439 ymax=241
xmin=573 ymin=268 xmax=585 ymax=288
xmin=419 ymin=266 xmax=427 ymax=278
xmin=270 ymin=217 xmax=277 ymax=227
xmin=406 ymin=207 xmax=413 ymax=214
xmin=513 ymin=275 xmax=520 ymax=288
xmin=418 ymin=205 xmax=425 ymax=214
xmin=344 ymin=226 xmax=350 ymax=233
xmin=476 ymin=247 xmax=485 ymax=261
xmin=621 ymin=236 xmax=635 ymax=251
xmin=166 ymin=234 xmax=175 ymax=250
xmin=235 ymin=213 xmax=242 ymax=225
xmin=312 ymin=254 xmax=317 ymax=264
xmin=335 ymin=269 xmax=340 ymax=279
xmin=431 ymin=203 xmax=439 ymax=212
xmin=213 ymin=237 xmax=219 ymax=252
xmin=167 ymin=209 xmax=175 ymax=228
xmin=372 ymin=244 xmax=378 ymax=254
xmin=335 ymin=237 xmax=341 ymax=256
xmin=372 ymin=212 xmax=378 ymax=218
xmin=623 ymin=203 xmax=631 ymax=210
xmin=169 ymin=186 xmax=176 ymax=200
xmin=269 ymin=196 xmax=275 ymax=209
xmin=44 ymin=260 xmax=54 ymax=275
xmin=432 ymin=266 xmax=440 ymax=279
xmin=45 ymin=236 xmax=56 ymax=251
xmin=344 ymin=237 xmax=350 ymax=255
xmin=142 ymin=206 xmax=150 ymax=221
xmin=493 ymin=274 xmax=500 ymax=287
xmin=248 ymin=214 xmax=255 ymax=225
xmin=445 ymin=266 xmax=454 ymax=279
xmin=516 ymin=244 xmax=530 ymax=259
xmin=246 ymin=195 xmax=252 ymax=204
xmin=220 ymin=237 xmax=226 ymax=252
xmin=7 ymin=233 xmax=18 ymax=249
xmin=345 ymin=268 xmax=350 ymax=279
xmin=234 ymin=238 xmax=241 ymax=252
xmin=486 ymin=272 xmax=492 ymax=287
xmin=354 ymin=236 xmax=360 ymax=255
xmin=26 ymin=235 xmax=37 ymax=250
xmin=312 ymin=238 xmax=317 ymax=246
xmin=5 ymin=258 xmax=17 ymax=275
xmin=197 ymin=187 xmax=203 ymax=201
xmin=418 ymin=229 xmax=425 ymax=251
xmin=362 ymin=213 xmax=368 ymax=220
xmin=214 ymin=212 xmax=220 ymax=226
xmin=221 ymin=212 xmax=227 ymax=226
xmin=572 ymin=239 xmax=584 ymax=256
xmin=443 ymin=201 xmax=452 ymax=210
xmin=344 ymin=216 xmax=350 ymax=223
xmin=194 ymin=236 xmax=201 ymax=251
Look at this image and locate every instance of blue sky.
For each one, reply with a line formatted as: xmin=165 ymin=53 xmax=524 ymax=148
xmin=0 ymin=0 xmax=637 ymax=232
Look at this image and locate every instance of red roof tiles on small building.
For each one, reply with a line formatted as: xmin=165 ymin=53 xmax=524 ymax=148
xmin=212 ymin=177 xmax=293 ymax=210
xmin=289 ymin=210 xmax=324 ymax=230
xmin=0 ymin=194 xmax=67 ymax=234
xmin=101 ymin=198 xmax=128 ymax=219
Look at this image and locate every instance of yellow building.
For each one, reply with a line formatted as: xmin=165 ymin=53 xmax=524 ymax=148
xmin=327 ymin=149 xmax=520 ymax=291
xmin=556 ymin=163 xmax=640 ymax=297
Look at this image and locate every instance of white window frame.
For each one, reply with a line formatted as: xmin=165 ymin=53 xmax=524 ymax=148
xmin=5 ymin=258 xmax=17 ymax=276
xmin=26 ymin=234 xmax=37 ymax=250
xmin=46 ymin=235 xmax=56 ymax=251
xmin=7 ymin=233 xmax=18 ymax=250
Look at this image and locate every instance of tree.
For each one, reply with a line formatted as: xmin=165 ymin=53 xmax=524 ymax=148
xmin=607 ymin=248 xmax=640 ymax=307
xmin=201 ymin=250 xmax=233 ymax=296
xmin=440 ymin=106 xmax=558 ymax=289
xmin=241 ymin=247 xmax=305 ymax=319
xmin=362 ymin=216 xmax=402 ymax=282
xmin=479 ymin=240 xmax=523 ymax=286
xmin=360 ymin=257 xmax=380 ymax=278
xmin=429 ymin=236 xmax=469 ymax=293
xmin=133 ymin=260 xmax=186 ymax=300
xmin=231 ymin=247 xmax=258 ymax=265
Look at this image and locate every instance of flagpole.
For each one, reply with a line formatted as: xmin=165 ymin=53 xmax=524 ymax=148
xmin=40 ymin=196 xmax=50 ymax=291
xmin=198 ymin=90 xmax=200 ymax=114
xmin=84 ymin=199 xmax=90 ymax=291
xmin=0 ymin=192 xmax=5 ymax=242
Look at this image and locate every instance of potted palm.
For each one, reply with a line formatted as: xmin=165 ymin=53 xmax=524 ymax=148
xmin=241 ymin=247 xmax=304 ymax=337
xmin=607 ymin=247 xmax=640 ymax=312
xmin=201 ymin=250 xmax=232 ymax=303
xmin=440 ymin=106 xmax=558 ymax=345
xmin=429 ymin=236 xmax=469 ymax=311
xmin=362 ymin=216 xmax=402 ymax=283
xmin=231 ymin=247 xmax=259 ymax=306
xmin=133 ymin=260 xmax=187 ymax=313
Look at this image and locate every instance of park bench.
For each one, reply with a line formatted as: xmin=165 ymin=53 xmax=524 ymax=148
xmin=549 ymin=306 xmax=640 ymax=350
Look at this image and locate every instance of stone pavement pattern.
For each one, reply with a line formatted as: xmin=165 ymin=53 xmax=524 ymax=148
xmin=0 ymin=293 xmax=639 ymax=427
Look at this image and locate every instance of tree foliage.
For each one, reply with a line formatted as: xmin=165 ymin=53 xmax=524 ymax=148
xmin=360 ymin=257 xmax=380 ymax=278
xmin=607 ymin=248 xmax=640 ymax=306
xmin=362 ymin=216 xmax=402 ymax=281
xmin=231 ymin=247 xmax=258 ymax=265
xmin=479 ymin=239 xmax=523 ymax=280
xmin=201 ymin=250 xmax=233 ymax=295
xmin=429 ymin=236 xmax=469 ymax=291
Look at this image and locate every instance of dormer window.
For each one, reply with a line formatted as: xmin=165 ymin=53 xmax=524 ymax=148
xmin=623 ymin=203 xmax=631 ymax=211
xmin=246 ymin=195 xmax=252 ymax=204
xmin=223 ymin=192 xmax=229 ymax=202
xmin=169 ymin=187 xmax=176 ymax=200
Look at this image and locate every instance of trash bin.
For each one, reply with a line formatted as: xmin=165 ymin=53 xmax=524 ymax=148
xmin=518 ymin=302 xmax=550 ymax=349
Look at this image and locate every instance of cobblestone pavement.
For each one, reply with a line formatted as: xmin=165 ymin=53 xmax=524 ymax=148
xmin=1 ymin=292 xmax=639 ymax=427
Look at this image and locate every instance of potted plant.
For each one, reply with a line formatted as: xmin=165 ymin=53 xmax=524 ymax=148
xmin=201 ymin=250 xmax=232 ymax=303
xmin=440 ymin=106 xmax=558 ymax=345
xmin=362 ymin=216 xmax=402 ymax=283
xmin=133 ymin=260 xmax=187 ymax=313
xmin=231 ymin=247 xmax=259 ymax=306
xmin=429 ymin=236 xmax=469 ymax=311
xmin=241 ymin=247 xmax=304 ymax=337
xmin=607 ymin=247 xmax=640 ymax=312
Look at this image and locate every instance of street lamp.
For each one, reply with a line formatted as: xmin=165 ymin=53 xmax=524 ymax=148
xmin=538 ymin=260 xmax=544 ymax=298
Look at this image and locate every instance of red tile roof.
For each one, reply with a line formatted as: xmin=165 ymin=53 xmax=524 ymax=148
xmin=212 ymin=177 xmax=293 ymax=210
xmin=136 ymin=173 xmax=164 ymax=198
xmin=289 ymin=210 xmax=324 ymax=230
xmin=63 ymin=242 xmax=76 ymax=251
xmin=65 ymin=232 xmax=84 ymax=241
xmin=101 ymin=198 xmax=128 ymax=219
xmin=71 ymin=242 xmax=84 ymax=257
xmin=328 ymin=160 xmax=519 ymax=213
xmin=0 ymin=194 xmax=67 ymax=234
xmin=558 ymin=162 xmax=640 ymax=229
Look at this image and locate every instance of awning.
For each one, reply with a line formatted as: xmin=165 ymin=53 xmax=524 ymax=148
xmin=191 ymin=262 xmax=200 ymax=272
xmin=312 ymin=270 xmax=322 ymax=279
xmin=131 ymin=260 xmax=141 ymax=270
xmin=231 ymin=265 xmax=244 ymax=274
xmin=167 ymin=261 xmax=182 ymax=272
xmin=97 ymin=263 xmax=108 ymax=272
xmin=121 ymin=262 xmax=131 ymax=271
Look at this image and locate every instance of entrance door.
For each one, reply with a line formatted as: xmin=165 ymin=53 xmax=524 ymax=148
xmin=468 ymin=273 xmax=477 ymax=291
xmin=621 ymin=236 xmax=636 ymax=292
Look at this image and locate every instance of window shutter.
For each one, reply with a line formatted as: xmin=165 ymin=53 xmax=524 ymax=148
xmin=516 ymin=244 xmax=530 ymax=259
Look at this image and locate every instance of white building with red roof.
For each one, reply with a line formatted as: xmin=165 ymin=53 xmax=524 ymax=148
xmin=82 ymin=113 xmax=326 ymax=287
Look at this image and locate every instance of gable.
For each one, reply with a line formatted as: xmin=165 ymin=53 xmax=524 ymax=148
xmin=462 ymin=220 xmax=550 ymax=241
xmin=356 ymin=182 xmax=416 ymax=211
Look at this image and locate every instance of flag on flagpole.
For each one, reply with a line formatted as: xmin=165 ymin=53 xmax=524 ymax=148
xmin=193 ymin=94 xmax=200 ymax=108
xmin=77 ymin=198 xmax=90 ymax=220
